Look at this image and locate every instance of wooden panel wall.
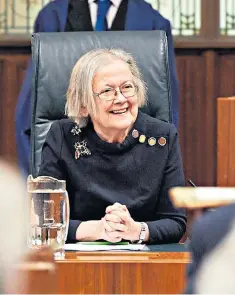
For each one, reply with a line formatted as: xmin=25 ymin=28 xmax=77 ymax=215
xmin=177 ymin=49 xmax=235 ymax=186
xmin=217 ymin=97 xmax=235 ymax=187
xmin=1 ymin=46 xmax=235 ymax=186
xmin=177 ymin=50 xmax=218 ymax=186
xmin=0 ymin=50 xmax=29 ymax=164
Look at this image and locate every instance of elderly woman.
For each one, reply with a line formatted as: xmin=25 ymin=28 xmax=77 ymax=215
xmin=39 ymin=48 xmax=186 ymax=244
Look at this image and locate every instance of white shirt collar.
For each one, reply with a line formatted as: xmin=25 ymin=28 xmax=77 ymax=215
xmin=110 ymin=0 xmax=122 ymax=7
xmin=88 ymin=0 xmax=122 ymax=7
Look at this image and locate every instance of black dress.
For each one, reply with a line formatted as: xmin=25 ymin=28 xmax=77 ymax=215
xmin=39 ymin=111 xmax=186 ymax=243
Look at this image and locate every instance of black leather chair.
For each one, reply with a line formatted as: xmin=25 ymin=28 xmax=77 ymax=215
xmin=31 ymin=31 xmax=173 ymax=177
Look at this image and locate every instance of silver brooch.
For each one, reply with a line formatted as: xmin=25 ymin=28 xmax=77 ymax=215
xmin=74 ymin=140 xmax=91 ymax=159
xmin=71 ymin=125 xmax=81 ymax=136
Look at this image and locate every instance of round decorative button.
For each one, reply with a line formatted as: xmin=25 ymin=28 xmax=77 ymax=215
xmin=158 ymin=137 xmax=167 ymax=146
xmin=132 ymin=129 xmax=139 ymax=139
xmin=139 ymin=135 xmax=146 ymax=143
xmin=148 ymin=137 xmax=157 ymax=146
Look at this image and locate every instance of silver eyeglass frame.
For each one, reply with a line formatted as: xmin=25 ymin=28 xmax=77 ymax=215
xmin=93 ymin=85 xmax=138 ymax=101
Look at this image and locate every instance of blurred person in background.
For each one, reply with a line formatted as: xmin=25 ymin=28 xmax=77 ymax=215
xmin=195 ymin=218 xmax=235 ymax=293
xmin=185 ymin=204 xmax=235 ymax=293
xmin=0 ymin=160 xmax=28 ymax=292
xmin=15 ymin=0 xmax=179 ymax=177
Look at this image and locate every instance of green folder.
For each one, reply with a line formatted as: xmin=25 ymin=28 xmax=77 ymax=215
xmin=77 ymin=241 xmax=129 ymax=245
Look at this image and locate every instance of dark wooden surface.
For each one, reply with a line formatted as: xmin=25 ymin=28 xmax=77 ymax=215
xmin=1 ymin=44 xmax=235 ymax=185
xmin=56 ymin=250 xmax=190 ymax=294
xmin=5 ymin=247 xmax=58 ymax=294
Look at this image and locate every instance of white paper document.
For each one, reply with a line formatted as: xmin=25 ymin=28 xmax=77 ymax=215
xmin=64 ymin=243 xmax=146 ymax=251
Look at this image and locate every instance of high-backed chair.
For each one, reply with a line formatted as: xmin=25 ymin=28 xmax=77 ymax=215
xmin=31 ymin=31 xmax=173 ymax=177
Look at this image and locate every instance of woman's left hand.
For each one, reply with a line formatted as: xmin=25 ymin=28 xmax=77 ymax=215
xmin=104 ymin=203 xmax=141 ymax=241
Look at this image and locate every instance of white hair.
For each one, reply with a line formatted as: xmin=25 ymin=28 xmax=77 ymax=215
xmin=65 ymin=48 xmax=147 ymax=127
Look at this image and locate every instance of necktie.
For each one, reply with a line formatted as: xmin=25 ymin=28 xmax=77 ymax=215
xmin=95 ymin=0 xmax=111 ymax=31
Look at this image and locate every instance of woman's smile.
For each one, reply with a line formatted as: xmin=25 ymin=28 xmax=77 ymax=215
xmin=109 ymin=107 xmax=128 ymax=114
xmin=91 ymin=60 xmax=138 ymax=143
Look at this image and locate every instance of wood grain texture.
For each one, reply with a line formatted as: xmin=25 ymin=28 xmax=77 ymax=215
xmin=217 ymin=97 xmax=235 ymax=186
xmin=6 ymin=247 xmax=58 ymax=294
xmin=201 ymin=0 xmax=220 ymax=38
xmin=176 ymin=50 xmax=218 ymax=186
xmin=0 ymin=54 xmax=29 ymax=164
xmin=56 ymin=251 xmax=190 ymax=294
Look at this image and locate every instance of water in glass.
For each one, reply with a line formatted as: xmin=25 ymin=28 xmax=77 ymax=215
xmin=28 ymin=176 xmax=70 ymax=259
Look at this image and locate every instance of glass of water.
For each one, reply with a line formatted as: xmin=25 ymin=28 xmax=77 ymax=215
xmin=27 ymin=175 xmax=70 ymax=259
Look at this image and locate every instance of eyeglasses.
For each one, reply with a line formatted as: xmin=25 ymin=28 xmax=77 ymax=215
xmin=93 ymin=83 xmax=138 ymax=101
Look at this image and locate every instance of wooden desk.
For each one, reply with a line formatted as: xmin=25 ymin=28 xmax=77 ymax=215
xmin=56 ymin=244 xmax=190 ymax=294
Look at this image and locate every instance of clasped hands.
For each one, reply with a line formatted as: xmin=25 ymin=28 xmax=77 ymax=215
xmin=99 ymin=202 xmax=141 ymax=243
xmin=76 ymin=202 xmax=149 ymax=242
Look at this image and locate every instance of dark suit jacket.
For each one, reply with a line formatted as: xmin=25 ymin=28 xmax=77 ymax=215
xmin=39 ymin=111 xmax=186 ymax=242
xmin=15 ymin=0 xmax=179 ymax=176
xmin=185 ymin=204 xmax=235 ymax=293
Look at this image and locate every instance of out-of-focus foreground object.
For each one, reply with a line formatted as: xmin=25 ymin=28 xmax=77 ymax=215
xmin=217 ymin=97 xmax=235 ymax=187
xmin=0 ymin=160 xmax=58 ymax=294
xmin=195 ymin=219 xmax=235 ymax=293
xmin=169 ymin=187 xmax=235 ymax=209
xmin=6 ymin=246 xmax=58 ymax=294
xmin=0 ymin=159 xmax=28 ymax=292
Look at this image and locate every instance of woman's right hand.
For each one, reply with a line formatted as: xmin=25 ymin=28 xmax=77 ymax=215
xmin=75 ymin=219 xmax=122 ymax=242
xmin=99 ymin=218 xmax=123 ymax=243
